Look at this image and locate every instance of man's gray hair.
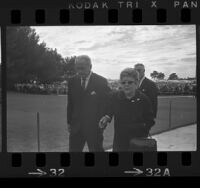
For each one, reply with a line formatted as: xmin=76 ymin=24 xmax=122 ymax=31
xmin=134 ymin=63 xmax=145 ymax=69
xmin=75 ymin=55 xmax=92 ymax=65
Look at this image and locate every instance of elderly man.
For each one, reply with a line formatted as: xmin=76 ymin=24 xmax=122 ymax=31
xmin=134 ymin=63 xmax=158 ymax=119
xmin=67 ymin=55 xmax=110 ymax=152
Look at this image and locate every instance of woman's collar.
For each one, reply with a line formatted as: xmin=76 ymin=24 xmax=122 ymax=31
xmin=119 ymin=90 xmax=140 ymax=100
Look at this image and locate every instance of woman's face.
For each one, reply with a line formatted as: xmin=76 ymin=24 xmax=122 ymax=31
xmin=120 ymin=76 xmax=138 ymax=95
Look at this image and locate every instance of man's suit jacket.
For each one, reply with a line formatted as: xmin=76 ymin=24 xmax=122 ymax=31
xmin=67 ymin=73 xmax=110 ymax=134
xmin=138 ymin=77 xmax=158 ymax=118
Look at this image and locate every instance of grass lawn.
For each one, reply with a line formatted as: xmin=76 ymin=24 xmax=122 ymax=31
xmin=7 ymin=92 xmax=196 ymax=152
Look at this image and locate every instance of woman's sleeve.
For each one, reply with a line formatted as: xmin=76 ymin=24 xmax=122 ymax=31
xmin=105 ymin=91 xmax=116 ymax=121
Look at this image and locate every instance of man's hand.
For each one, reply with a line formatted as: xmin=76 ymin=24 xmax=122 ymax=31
xmin=99 ymin=115 xmax=111 ymax=129
xmin=67 ymin=123 xmax=71 ymax=133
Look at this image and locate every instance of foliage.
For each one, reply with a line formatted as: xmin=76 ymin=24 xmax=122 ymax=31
xmin=150 ymin=71 xmax=165 ymax=80
xmin=168 ymin=73 xmax=178 ymax=80
xmin=7 ymin=27 xmax=76 ymax=89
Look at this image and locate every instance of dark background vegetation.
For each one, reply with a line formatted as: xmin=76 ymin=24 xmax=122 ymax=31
xmin=6 ymin=27 xmax=76 ymax=89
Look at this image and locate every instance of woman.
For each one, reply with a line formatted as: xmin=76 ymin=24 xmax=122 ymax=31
xmin=99 ymin=68 xmax=155 ymax=151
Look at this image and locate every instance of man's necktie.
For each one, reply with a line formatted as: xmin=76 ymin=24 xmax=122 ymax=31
xmin=81 ymin=78 xmax=86 ymax=90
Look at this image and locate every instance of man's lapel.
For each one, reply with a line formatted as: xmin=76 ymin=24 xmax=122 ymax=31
xmin=139 ymin=77 xmax=147 ymax=94
xmin=139 ymin=77 xmax=146 ymax=89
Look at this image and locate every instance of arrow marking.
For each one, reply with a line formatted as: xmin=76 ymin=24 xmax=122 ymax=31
xmin=124 ymin=168 xmax=143 ymax=176
xmin=28 ymin=169 xmax=47 ymax=177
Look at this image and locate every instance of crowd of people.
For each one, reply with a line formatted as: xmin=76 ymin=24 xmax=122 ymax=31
xmin=12 ymin=78 xmax=196 ymax=96
xmin=14 ymin=82 xmax=68 ymax=95
xmin=157 ymin=81 xmax=196 ymax=96
xmin=109 ymin=80 xmax=196 ymax=96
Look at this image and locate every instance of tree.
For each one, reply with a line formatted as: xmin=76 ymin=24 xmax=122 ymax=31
xmin=64 ymin=56 xmax=76 ymax=77
xmin=7 ymin=27 xmax=41 ymax=87
xmin=150 ymin=71 xmax=159 ymax=80
xmin=168 ymin=73 xmax=178 ymax=80
xmin=157 ymin=72 xmax=165 ymax=80
xmin=6 ymin=26 xmax=72 ymax=89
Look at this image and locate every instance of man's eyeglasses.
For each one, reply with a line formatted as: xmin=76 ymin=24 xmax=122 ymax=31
xmin=121 ymin=81 xmax=136 ymax=85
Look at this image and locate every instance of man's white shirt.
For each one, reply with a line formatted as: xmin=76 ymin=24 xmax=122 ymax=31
xmin=138 ymin=75 xmax=145 ymax=88
xmin=81 ymin=71 xmax=92 ymax=89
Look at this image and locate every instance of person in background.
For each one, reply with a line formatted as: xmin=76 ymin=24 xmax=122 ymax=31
xmin=134 ymin=63 xmax=158 ymax=119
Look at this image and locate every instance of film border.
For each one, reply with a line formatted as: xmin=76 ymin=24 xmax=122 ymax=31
xmin=0 ymin=0 xmax=199 ymax=178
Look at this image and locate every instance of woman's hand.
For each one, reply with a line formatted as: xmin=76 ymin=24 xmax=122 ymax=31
xmin=99 ymin=115 xmax=111 ymax=129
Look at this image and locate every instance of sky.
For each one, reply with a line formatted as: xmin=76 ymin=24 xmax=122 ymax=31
xmin=31 ymin=25 xmax=196 ymax=80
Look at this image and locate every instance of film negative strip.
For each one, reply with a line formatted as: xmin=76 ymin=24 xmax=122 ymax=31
xmin=0 ymin=0 xmax=199 ymax=178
